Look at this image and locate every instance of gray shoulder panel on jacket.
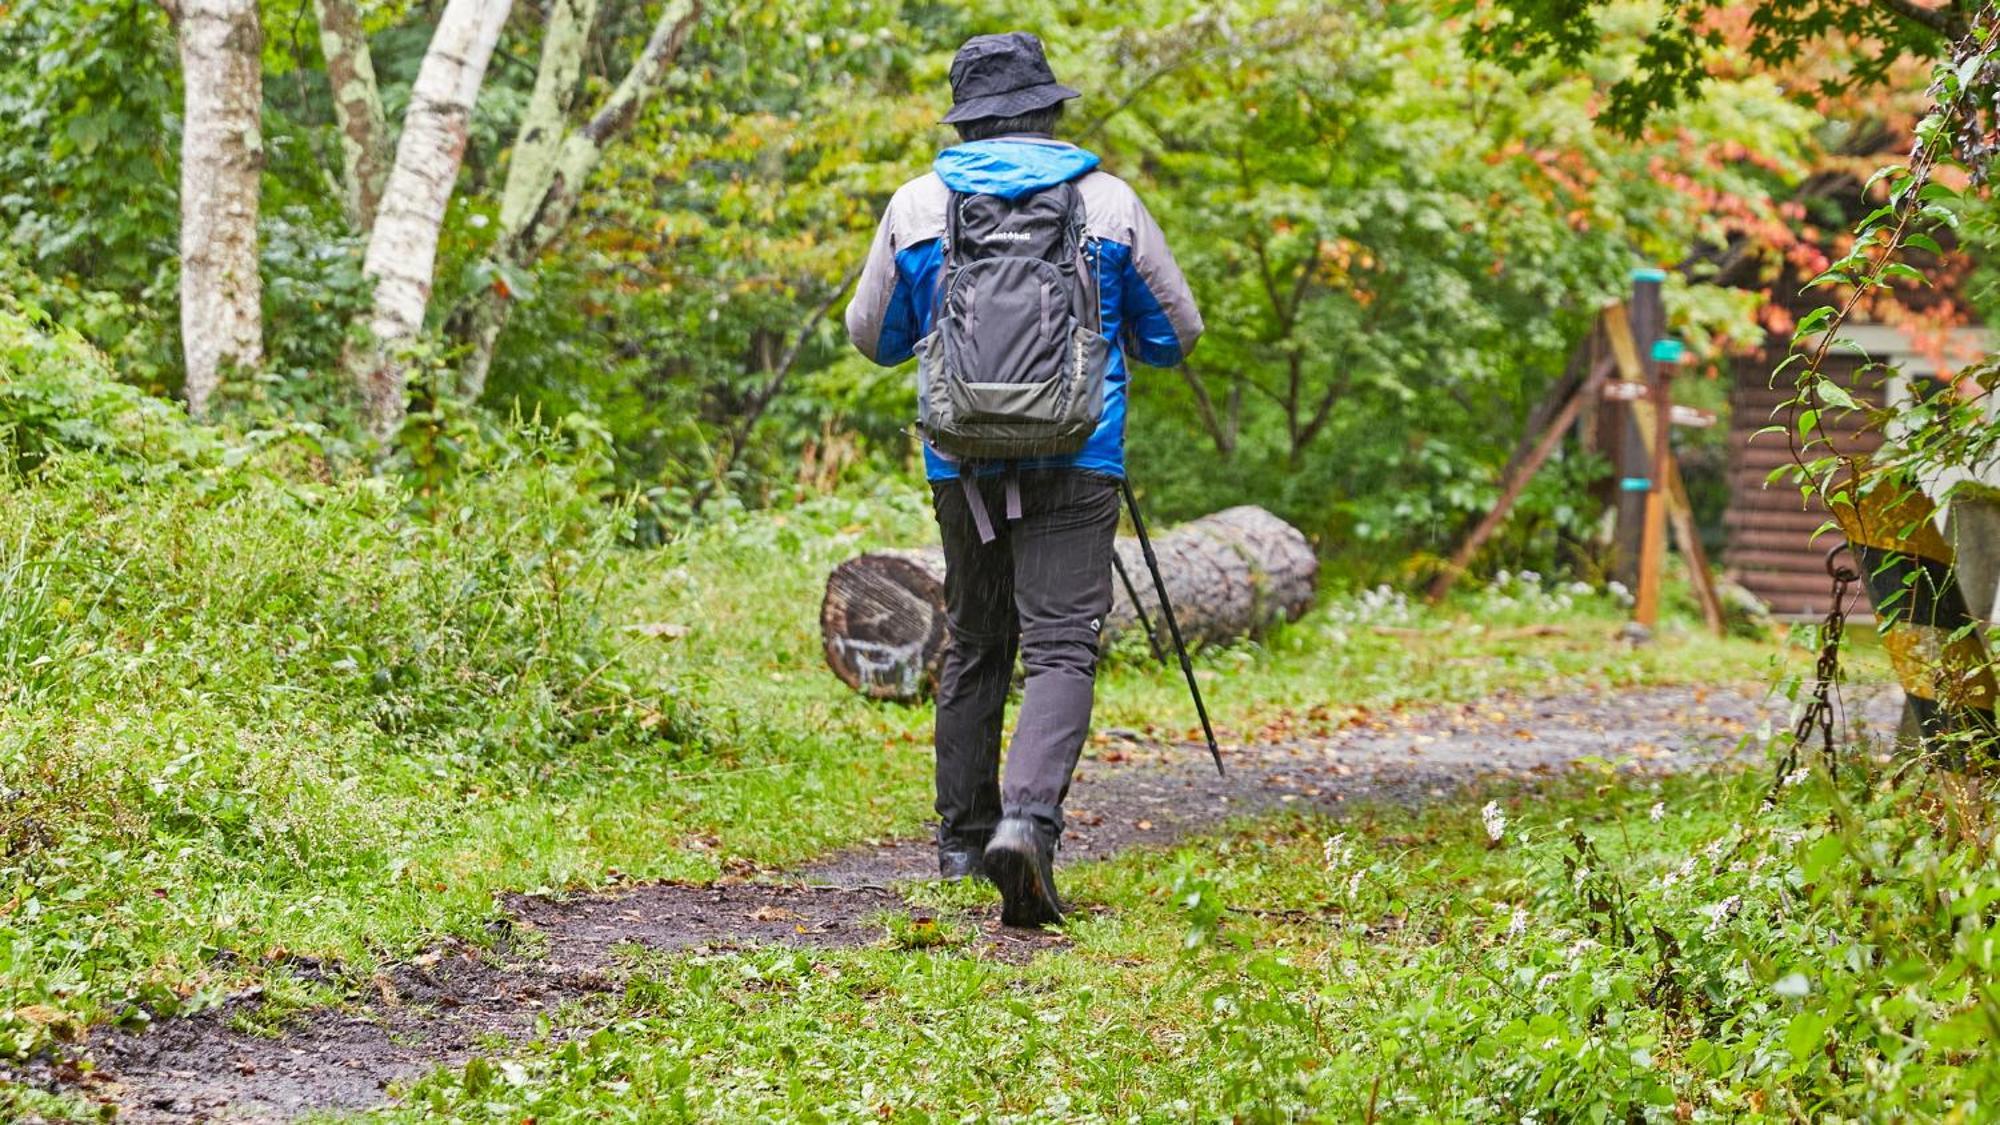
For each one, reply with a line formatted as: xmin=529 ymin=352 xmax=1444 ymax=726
xmin=844 ymin=173 xmax=947 ymax=363
xmin=887 ymin=173 xmax=949 ymax=249
xmin=1077 ymin=171 xmax=1203 ymax=355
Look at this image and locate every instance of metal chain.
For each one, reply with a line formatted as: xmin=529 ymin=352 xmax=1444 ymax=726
xmin=1766 ymin=545 xmax=1859 ymax=807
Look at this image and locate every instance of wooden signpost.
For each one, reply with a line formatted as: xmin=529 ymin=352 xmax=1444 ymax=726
xmin=1428 ymin=269 xmax=1726 ymax=637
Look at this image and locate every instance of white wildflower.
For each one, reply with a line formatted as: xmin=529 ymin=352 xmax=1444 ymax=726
xmin=1322 ymin=833 xmax=1353 ymax=872
xmin=1783 ymin=768 xmax=1809 ymax=789
xmin=1347 ymin=870 xmax=1364 ymax=898
xmin=1508 ymin=907 xmax=1529 ymax=939
xmin=1482 ymin=801 xmax=1507 ymax=845
xmin=1649 ymin=802 xmax=1666 ymax=823
xmin=1701 ymin=894 xmax=1743 ymax=936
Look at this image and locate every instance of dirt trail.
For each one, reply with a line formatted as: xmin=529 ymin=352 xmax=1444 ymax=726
xmin=12 ymin=683 xmax=1899 ymax=1122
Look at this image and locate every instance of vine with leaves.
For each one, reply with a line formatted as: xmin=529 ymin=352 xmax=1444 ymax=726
xmin=1775 ymin=2 xmax=2000 ymax=760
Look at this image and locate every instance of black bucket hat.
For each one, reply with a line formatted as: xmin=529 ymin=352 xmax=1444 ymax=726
xmin=940 ymin=32 xmax=1080 ymax=125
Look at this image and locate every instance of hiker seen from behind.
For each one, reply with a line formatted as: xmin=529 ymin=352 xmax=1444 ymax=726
xmin=845 ymin=31 xmax=1203 ymax=928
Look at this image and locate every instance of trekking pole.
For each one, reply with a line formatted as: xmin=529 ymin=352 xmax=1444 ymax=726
xmin=1109 ymin=549 xmax=1168 ymax=665
xmin=1119 ymin=478 xmax=1224 ymax=777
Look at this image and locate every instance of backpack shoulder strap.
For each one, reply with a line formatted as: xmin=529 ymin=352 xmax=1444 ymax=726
xmin=935 ymin=188 xmax=961 ymax=314
xmin=1062 ymin=180 xmax=1102 ymax=331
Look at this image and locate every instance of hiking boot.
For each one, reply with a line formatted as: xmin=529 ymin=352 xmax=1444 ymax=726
xmin=983 ymin=816 xmax=1063 ymax=927
xmin=938 ymin=837 xmax=986 ymax=881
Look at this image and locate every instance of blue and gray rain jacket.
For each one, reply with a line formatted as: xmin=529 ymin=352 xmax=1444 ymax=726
xmin=844 ymin=137 xmax=1203 ymax=480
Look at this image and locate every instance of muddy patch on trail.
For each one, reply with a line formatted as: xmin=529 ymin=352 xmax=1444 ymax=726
xmin=507 ymin=880 xmax=907 ymax=964
xmin=68 ymin=944 xmax=580 ymax=1124
xmin=39 ymin=881 xmax=1038 ymax=1123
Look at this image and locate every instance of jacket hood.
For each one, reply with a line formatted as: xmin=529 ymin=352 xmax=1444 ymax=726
xmin=933 ymin=138 xmax=1101 ymax=199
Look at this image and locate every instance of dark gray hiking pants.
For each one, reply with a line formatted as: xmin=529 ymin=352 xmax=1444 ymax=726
xmin=931 ymin=469 xmax=1120 ymax=846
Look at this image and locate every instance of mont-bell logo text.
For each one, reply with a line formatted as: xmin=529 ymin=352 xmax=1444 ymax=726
xmin=986 ymin=229 xmax=1032 ymax=243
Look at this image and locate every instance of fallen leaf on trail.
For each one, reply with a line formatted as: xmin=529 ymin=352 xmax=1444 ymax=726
xmin=626 ymin=622 xmax=690 ymax=639
xmin=11 ymin=1005 xmax=78 ymax=1039
xmin=752 ymin=906 xmax=800 ymax=923
xmin=1136 ymin=819 xmax=1153 ymax=831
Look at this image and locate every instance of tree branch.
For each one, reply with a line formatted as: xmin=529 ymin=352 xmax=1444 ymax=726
xmin=691 ymin=265 xmax=861 ymax=514
xmin=1875 ymin=0 xmax=1963 ymax=38
xmin=1178 ymin=363 xmax=1235 ymax=455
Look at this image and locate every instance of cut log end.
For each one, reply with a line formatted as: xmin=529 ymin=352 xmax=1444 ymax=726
xmin=820 ymin=550 xmax=947 ymax=700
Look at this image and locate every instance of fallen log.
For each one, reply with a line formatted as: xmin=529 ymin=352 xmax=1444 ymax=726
xmin=820 ymin=505 xmax=1318 ymax=700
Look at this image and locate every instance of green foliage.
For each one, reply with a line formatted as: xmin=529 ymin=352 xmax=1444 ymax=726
xmin=0 ymin=0 xmax=182 ymax=390
xmin=0 ymin=1 xmax=180 ymax=293
xmin=1462 ymin=0 xmax=1959 ymax=134
xmin=0 ymin=0 xmax=1839 ymax=580
xmin=1063 ymin=1 xmax=1804 ymax=562
xmin=1175 ymin=761 xmax=2000 ymax=1118
xmin=481 ymin=0 xmax=954 ymax=523
xmin=0 ymin=300 xmax=218 ymax=477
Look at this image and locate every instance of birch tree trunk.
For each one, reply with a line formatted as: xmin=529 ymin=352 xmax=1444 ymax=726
xmin=350 ymin=0 xmax=512 ymax=440
xmin=455 ymin=0 xmax=702 ymax=399
xmin=174 ymin=0 xmax=265 ymax=419
xmin=313 ymin=0 xmax=392 ymax=233
xmin=498 ymin=0 xmax=600 ymax=235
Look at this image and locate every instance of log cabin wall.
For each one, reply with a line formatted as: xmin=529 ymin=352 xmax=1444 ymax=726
xmin=1721 ymin=324 xmax=1988 ymax=617
xmin=1722 ymin=352 xmax=1885 ymax=616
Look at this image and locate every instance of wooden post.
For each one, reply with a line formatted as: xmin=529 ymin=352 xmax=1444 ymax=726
xmin=1664 ymin=455 xmax=1727 ymax=635
xmin=1627 ymin=270 xmax=1670 ymax=628
xmin=1610 ymin=276 xmax=1661 ymax=588
xmin=1635 ymin=341 xmax=1674 ymax=628
xmin=1606 ymin=303 xmax=1727 ymax=637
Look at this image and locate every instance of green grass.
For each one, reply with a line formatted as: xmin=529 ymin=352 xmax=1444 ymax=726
xmin=336 ymin=758 xmax=1993 ymax=1122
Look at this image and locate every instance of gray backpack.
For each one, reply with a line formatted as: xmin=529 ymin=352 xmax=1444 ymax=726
xmin=915 ymin=182 xmax=1109 ymax=462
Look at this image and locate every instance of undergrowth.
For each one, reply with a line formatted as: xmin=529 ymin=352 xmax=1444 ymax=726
xmin=1 ymin=302 xmax=1819 ymax=1081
